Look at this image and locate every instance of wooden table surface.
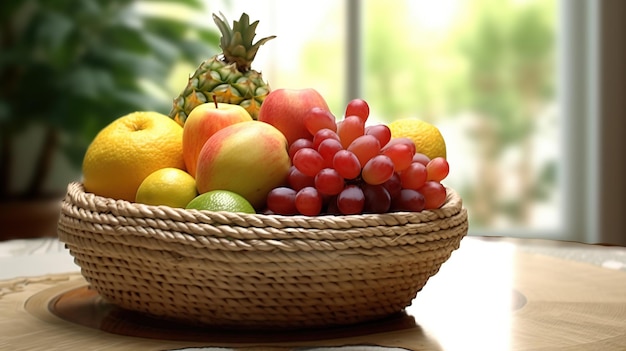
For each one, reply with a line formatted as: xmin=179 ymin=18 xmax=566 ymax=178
xmin=1 ymin=236 xmax=625 ymax=350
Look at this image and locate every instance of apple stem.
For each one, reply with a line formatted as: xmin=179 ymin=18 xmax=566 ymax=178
xmin=212 ymin=94 xmax=219 ymax=108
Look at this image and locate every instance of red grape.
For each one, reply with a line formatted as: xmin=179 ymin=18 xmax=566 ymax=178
xmin=266 ymin=187 xmax=297 ymax=215
xmin=289 ymin=138 xmax=314 ymax=159
xmin=365 ymin=124 xmax=391 ymax=147
xmin=347 ymin=134 xmax=381 ymax=167
xmin=325 ymin=195 xmax=340 ymax=214
xmin=426 ymin=157 xmax=450 ymax=181
xmin=337 ymin=115 xmax=365 ymax=148
xmin=412 ymin=153 xmax=431 ymax=166
xmin=391 ymin=188 xmax=426 ymax=212
xmin=382 ymin=172 xmax=402 ymax=198
xmin=314 ymin=168 xmax=345 ymax=195
xmin=362 ymin=154 xmax=395 ymax=185
xmin=381 ymin=142 xmax=414 ymax=172
xmin=293 ymin=147 xmax=324 ymax=177
xmin=312 ymin=128 xmax=340 ymax=150
xmin=333 ymin=150 xmax=361 ymax=179
xmin=265 ymin=98 xmax=452 ymax=216
xmin=382 ymin=137 xmax=416 ymax=155
xmin=336 ymin=185 xmax=365 ymax=215
xmin=295 ymin=187 xmax=323 ymax=216
xmin=288 ymin=166 xmax=315 ymax=191
xmin=317 ymin=138 xmax=343 ymax=168
xmin=362 ymin=183 xmax=391 ymax=213
xmin=419 ymin=181 xmax=447 ymax=209
xmin=400 ymin=162 xmax=427 ymax=190
xmin=345 ymin=98 xmax=369 ymax=122
xmin=304 ymin=107 xmax=337 ymax=135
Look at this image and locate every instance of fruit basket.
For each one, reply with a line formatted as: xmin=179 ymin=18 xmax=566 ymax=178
xmin=57 ymin=181 xmax=468 ymax=329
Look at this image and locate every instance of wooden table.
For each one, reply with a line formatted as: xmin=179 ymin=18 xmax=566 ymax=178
xmin=1 ymin=236 xmax=625 ymax=350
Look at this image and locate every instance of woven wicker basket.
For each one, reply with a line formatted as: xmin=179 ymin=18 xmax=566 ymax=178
xmin=57 ymin=181 xmax=468 ymax=329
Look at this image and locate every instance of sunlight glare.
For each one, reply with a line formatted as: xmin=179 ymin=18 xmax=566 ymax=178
xmin=407 ymin=0 xmax=462 ymax=32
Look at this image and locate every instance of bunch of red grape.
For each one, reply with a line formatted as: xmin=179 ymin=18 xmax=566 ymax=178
xmin=266 ymin=99 xmax=450 ymax=216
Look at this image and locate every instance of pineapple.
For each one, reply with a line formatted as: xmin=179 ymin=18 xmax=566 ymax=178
xmin=169 ymin=13 xmax=275 ymax=124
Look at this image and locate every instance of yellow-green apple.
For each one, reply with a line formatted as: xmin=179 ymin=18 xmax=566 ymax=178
xmin=257 ymin=88 xmax=330 ymax=145
xmin=195 ymin=120 xmax=291 ymax=209
xmin=183 ymin=102 xmax=252 ymax=177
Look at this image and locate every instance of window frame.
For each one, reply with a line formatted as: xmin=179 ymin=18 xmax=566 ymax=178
xmin=558 ymin=0 xmax=625 ymax=245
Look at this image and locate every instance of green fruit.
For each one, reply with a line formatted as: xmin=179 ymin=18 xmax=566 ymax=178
xmin=186 ymin=190 xmax=255 ymax=214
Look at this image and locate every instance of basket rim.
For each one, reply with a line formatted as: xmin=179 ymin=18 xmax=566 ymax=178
xmin=63 ymin=182 xmax=465 ymax=230
xmin=57 ymin=182 xmax=469 ymax=328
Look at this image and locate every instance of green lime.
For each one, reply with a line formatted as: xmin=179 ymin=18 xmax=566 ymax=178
xmin=186 ymin=190 xmax=256 ymax=214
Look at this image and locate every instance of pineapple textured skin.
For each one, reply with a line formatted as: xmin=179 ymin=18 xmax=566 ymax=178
xmin=169 ymin=57 xmax=270 ymax=124
xmin=168 ymin=13 xmax=274 ymax=125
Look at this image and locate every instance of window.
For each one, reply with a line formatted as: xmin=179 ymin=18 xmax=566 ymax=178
xmin=184 ymin=0 xmax=624 ymax=244
xmin=358 ymin=0 xmax=560 ymax=237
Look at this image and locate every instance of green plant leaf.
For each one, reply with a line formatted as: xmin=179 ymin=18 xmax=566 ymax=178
xmin=1 ymin=0 xmax=221 ymax=198
xmin=140 ymin=0 xmax=204 ymax=9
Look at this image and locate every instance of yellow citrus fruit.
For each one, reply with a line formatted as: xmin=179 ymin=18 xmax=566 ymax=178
xmin=82 ymin=111 xmax=185 ymax=202
xmin=186 ymin=190 xmax=255 ymax=214
xmin=387 ymin=118 xmax=447 ymax=159
xmin=135 ymin=168 xmax=197 ymax=208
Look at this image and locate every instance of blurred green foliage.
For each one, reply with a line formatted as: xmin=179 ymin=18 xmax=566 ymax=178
xmin=360 ymin=0 xmax=557 ymax=227
xmin=452 ymin=0 xmax=556 ymax=227
xmin=456 ymin=0 xmax=555 ymax=147
xmin=0 ymin=0 xmax=219 ymax=198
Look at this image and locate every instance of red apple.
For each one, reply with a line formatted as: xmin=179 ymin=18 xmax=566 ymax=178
xmin=196 ymin=121 xmax=291 ymax=209
xmin=183 ymin=102 xmax=252 ymax=177
xmin=257 ymin=88 xmax=330 ymax=145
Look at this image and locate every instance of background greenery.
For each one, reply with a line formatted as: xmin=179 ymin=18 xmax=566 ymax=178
xmin=0 ymin=0 xmax=219 ymax=200
xmin=359 ymin=0 xmax=557 ymax=229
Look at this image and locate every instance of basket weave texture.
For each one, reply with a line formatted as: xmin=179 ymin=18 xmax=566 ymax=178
xmin=57 ymin=182 xmax=468 ymax=329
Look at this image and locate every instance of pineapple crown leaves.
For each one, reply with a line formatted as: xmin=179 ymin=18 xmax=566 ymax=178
xmin=212 ymin=12 xmax=276 ymax=72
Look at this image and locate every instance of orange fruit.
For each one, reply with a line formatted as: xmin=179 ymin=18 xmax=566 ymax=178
xmin=135 ymin=168 xmax=197 ymax=208
xmin=82 ymin=111 xmax=185 ymax=202
xmin=387 ymin=118 xmax=447 ymax=160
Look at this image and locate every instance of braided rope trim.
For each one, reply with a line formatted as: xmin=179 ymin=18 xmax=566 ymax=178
xmin=56 ymin=182 xmax=469 ymax=328
xmin=63 ymin=182 xmax=463 ymax=229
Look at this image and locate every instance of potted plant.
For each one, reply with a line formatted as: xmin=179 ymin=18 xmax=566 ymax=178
xmin=0 ymin=0 xmax=219 ymax=240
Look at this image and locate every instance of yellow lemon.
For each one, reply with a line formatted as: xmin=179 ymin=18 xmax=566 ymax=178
xmin=135 ymin=168 xmax=197 ymax=208
xmin=387 ymin=118 xmax=447 ymax=160
xmin=186 ymin=190 xmax=255 ymax=214
xmin=82 ymin=111 xmax=185 ymax=202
